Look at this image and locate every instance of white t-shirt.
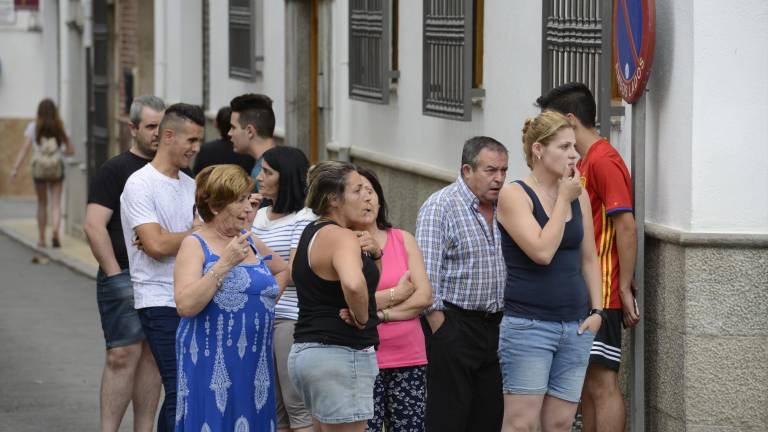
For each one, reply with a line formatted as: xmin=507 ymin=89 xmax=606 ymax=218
xmin=252 ymin=207 xmax=316 ymax=320
xmin=120 ymin=163 xmax=196 ymax=309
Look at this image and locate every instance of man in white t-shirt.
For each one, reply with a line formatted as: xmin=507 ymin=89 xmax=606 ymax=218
xmin=120 ymin=103 xmax=204 ymax=432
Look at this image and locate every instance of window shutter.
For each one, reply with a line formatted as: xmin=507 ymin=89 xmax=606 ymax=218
xmin=423 ymin=0 xmax=475 ymax=121
xmin=229 ymin=0 xmax=257 ymax=80
xmin=541 ymin=0 xmax=612 ymax=133
xmin=349 ymin=0 xmax=395 ymax=104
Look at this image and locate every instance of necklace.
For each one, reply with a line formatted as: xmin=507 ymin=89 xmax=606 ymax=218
xmin=530 ymin=174 xmax=558 ymax=202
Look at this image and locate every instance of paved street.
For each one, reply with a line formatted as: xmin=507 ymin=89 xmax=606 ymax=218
xmin=0 ymin=232 xmax=133 ymax=431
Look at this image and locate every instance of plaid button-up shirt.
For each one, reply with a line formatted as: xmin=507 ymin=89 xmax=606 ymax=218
xmin=416 ymin=177 xmax=506 ymax=313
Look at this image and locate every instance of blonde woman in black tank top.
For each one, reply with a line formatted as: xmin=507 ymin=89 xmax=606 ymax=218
xmin=496 ymin=111 xmax=603 ymax=432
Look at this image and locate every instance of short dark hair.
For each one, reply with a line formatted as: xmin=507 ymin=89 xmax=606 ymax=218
xmin=536 ymin=82 xmax=596 ymax=128
xmin=355 ymin=165 xmax=392 ymax=230
xmin=230 ymin=93 xmax=275 ymax=138
xmin=262 ymin=146 xmax=310 ymax=214
xmin=461 ymin=136 xmax=508 ymax=170
xmin=159 ymin=103 xmax=205 ymax=134
xmin=215 ymin=106 xmax=232 ymax=139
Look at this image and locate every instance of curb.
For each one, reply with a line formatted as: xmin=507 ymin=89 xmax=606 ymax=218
xmin=0 ymin=225 xmax=97 ymax=280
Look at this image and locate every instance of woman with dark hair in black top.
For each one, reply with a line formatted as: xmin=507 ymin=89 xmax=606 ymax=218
xmin=288 ymin=160 xmax=381 ymax=432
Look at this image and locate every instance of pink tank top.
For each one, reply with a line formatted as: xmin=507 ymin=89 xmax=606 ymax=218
xmin=375 ymin=229 xmax=428 ymax=369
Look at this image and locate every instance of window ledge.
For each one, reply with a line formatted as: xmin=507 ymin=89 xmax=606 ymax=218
xmin=471 ymin=87 xmax=485 ymax=107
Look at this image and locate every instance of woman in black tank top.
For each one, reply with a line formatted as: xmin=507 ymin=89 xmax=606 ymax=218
xmin=495 ymin=111 xmax=603 ymax=431
xmin=288 ymin=161 xmax=381 ymax=431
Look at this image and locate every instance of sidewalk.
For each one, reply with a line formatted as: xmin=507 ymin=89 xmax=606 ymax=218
xmin=0 ymin=196 xmax=97 ymax=279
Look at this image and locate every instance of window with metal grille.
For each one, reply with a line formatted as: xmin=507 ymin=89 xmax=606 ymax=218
xmin=229 ymin=0 xmax=264 ymax=80
xmin=541 ymin=0 xmax=613 ymax=133
xmin=422 ymin=0 xmax=484 ymax=122
xmin=349 ymin=0 xmax=399 ymax=104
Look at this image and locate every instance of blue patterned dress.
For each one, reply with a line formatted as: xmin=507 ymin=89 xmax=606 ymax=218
xmin=175 ymin=233 xmax=278 ymax=432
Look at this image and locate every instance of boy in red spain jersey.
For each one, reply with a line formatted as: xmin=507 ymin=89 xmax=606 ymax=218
xmin=537 ymin=83 xmax=640 ymax=432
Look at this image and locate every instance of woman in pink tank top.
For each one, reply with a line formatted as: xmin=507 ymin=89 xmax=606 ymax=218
xmin=346 ymin=166 xmax=433 ymax=432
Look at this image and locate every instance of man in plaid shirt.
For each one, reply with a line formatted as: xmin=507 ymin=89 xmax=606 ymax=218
xmin=416 ymin=136 xmax=508 ymax=432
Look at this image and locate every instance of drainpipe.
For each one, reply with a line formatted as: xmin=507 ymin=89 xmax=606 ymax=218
xmin=82 ymin=0 xmax=92 ymax=49
xmin=58 ymin=0 xmax=70 ymax=130
xmin=154 ymin=0 xmax=166 ymax=98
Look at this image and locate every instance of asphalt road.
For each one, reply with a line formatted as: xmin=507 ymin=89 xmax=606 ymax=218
xmin=0 ymin=232 xmax=135 ymax=431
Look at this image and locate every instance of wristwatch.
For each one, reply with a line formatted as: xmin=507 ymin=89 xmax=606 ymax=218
xmin=588 ymin=308 xmax=607 ymax=321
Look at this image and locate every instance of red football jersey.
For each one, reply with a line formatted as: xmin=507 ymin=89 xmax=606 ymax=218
xmin=577 ymin=139 xmax=633 ymax=309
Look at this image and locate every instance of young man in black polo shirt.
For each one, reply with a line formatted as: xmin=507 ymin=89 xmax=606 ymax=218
xmin=84 ymin=95 xmax=165 ymax=432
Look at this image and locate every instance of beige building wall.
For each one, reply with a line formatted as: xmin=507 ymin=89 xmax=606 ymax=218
xmin=0 ymin=119 xmax=37 ymax=196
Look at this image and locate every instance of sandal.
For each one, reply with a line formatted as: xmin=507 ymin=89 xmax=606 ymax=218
xmin=52 ymin=237 xmax=61 ymax=248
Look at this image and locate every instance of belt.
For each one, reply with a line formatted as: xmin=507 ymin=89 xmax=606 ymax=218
xmin=443 ymin=302 xmax=502 ymax=321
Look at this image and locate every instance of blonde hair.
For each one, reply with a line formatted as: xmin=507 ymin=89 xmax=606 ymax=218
xmin=195 ymin=164 xmax=254 ymax=222
xmin=521 ymin=110 xmax=573 ymax=169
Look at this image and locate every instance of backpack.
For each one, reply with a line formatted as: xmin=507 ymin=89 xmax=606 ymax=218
xmin=31 ymin=136 xmax=64 ymax=182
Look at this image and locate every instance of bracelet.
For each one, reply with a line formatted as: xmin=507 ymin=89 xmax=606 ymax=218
xmin=352 ymin=314 xmax=368 ymax=328
xmin=208 ymin=268 xmax=224 ymax=287
xmin=388 ymin=288 xmax=395 ymax=308
xmin=382 ymin=308 xmax=390 ymax=322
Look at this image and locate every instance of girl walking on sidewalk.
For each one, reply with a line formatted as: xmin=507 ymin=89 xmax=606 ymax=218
xmin=10 ymin=99 xmax=74 ymax=248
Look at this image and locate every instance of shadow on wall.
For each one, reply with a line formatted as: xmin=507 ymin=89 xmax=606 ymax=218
xmin=0 ymin=118 xmax=36 ymax=196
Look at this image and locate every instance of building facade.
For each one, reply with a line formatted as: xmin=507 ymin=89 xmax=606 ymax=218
xmin=2 ymin=0 xmax=765 ymax=430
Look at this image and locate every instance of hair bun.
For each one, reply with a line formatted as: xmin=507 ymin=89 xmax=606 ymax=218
xmin=522 ymin=117 xmax=535 ymax=136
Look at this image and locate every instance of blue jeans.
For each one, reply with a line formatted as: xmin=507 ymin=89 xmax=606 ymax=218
xmin=137 ymin=306 xmax=180 ymax=432
xmin=498 ymin=315 xmax=595 ymax=403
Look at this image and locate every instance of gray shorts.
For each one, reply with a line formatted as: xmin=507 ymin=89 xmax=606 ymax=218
xmin=288 ymin=342 xmax=379 ymax=424
xmin=96 ymin=269 xmax=145 ymax=349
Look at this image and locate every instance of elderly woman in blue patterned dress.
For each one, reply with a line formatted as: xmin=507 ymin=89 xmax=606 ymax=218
xmin=174 ymin=164 xmax=287 ymax=431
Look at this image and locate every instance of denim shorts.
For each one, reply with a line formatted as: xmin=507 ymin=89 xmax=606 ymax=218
xmin=96 ymin=269 xmax=145 ymax=349
xmin=288 ymin=342 xmax=379 ymax=424
xmin=498 ymin=315 xmax=595 ymax=403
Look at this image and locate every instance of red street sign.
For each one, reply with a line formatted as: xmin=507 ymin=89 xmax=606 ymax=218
xmin=613 ymin=0 xmax=655 ymax=104
xmin=14 ymin=0 xmax=39 ymax=10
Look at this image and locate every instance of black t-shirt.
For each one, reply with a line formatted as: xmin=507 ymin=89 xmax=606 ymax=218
xmin=192 ymin=138 xmax=256 ymax=176
xmin=292 ymin=220 xmax=380 ymax=349
xmin=87 ymin=151 xmax=152 ymax=270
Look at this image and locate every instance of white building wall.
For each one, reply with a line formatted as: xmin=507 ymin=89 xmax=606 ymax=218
xmin=253 ymin=0 xmax=765 ymax=234
xmin=330 ymin=0 xmax=350 ymax=158
xmin=208 ymin=0 xmax=286 ymax=133
xmin=689 ymin=0 xmax=768 ymax=233
xmin=481 ymin=1 xmax=544 ymax=177
xmin=58 ymin=0 xmax=87 ymax=155
xmin=155 ymin=0 xmax=202 ymax=105
xmin=644 ymin=0 xmax=694 ymax=231
xmin=646 ymin=0 xmax=768 ymax=234
xmin=0 ymin=10 xmax=48 ymax=117
xmin=332 ymin=2 xmax=549 ymax=180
